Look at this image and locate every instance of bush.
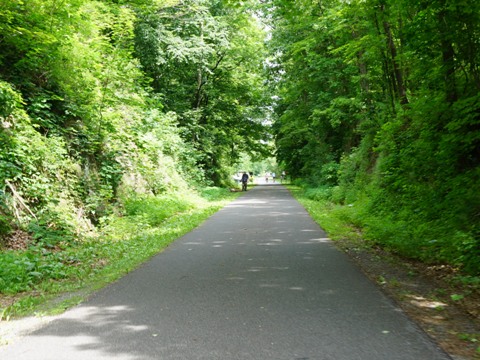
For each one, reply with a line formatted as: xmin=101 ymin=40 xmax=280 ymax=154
xmin=0 ymin=213 xmax=12 ymax=239
xmin=304 ymin=187 xmax=333 ymax=201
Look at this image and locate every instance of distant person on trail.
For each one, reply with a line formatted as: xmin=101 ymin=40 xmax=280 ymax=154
xmin=241 ymin=172 xmax=249 ymax=191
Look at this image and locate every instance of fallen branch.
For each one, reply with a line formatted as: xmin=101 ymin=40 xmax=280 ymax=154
xmin=5 ymin=180 xmax=37 ymax=221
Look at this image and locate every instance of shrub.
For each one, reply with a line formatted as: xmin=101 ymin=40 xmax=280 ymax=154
xmin=304 ymin=187 xmax=333 ymax=201
xmin=0 ymin=213 xmax=12 ymax=239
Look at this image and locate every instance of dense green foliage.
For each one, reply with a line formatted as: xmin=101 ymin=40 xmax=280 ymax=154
xmin=0 ymin=0 xmax=269 ymax=302
xmin=0 ymin=0 xmax=190 ymax=238
xmin=266 ymin=0 xmax=480 ymax=274
xmin=134 ymin=0 xmax=272 ymax=184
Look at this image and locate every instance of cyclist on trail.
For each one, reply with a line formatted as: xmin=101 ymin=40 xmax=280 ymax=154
xmin=241 ymin=172 xmax=249 ymax=191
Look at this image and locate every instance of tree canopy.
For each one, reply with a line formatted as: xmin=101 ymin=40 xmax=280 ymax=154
xmin=266 ymin=0 xmax=480 ymax=273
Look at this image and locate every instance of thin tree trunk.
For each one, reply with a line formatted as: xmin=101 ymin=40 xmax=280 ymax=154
xmin=382 ymin=11 xmax=408 ymax=105
xmin=438 ymin=9 xmax=457 ymax=103
xmin=352 ymin=28 xmax=370 ymax=96
xmin=373 ymin=9 xmax=396 ymax=113
xmin=194 ymin=21 xmax=204 ymax=109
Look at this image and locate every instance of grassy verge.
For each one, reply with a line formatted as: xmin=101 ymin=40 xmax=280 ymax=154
xmin=287 ymin=185 xmax=365 ymax=245
xmin=287 ymin=184 xmax=480 ymax=358
xmin=0 ymin=187 xmax=240 ymax=320
xmin=288 ymin=184 xmax=480 ymax=305
xmin=289 ymin=184 xmax=480 ymax=278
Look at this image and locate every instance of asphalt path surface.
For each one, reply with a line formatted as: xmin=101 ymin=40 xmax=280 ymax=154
xmin=0 ymin=184 xmax=451 ymax=360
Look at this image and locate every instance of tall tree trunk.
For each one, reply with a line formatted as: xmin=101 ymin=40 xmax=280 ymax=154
xmin=381 ymin=8 xmax=408 ymax=105
xmin=437 ymin=9 xmax=457 ymax=103
xmin=352 ymin=28 xmax=370 ymax=96
xmin=194 ymin=21 xmax=205 ymax=109
xmin=373 ymin=9 xmax=396 ymax=113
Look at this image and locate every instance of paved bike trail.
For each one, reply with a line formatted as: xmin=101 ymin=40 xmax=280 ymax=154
xmin=0 ymin=185 xmax=451 ymax=359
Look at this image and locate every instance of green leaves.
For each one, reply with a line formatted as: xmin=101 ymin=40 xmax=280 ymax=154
xmin=134 ymin=0 xmax=271 ymax=185
xmin=266 ymin=0 xmax=480 ymax=274
xmin=0 ymin=0 xmax=203 ymax=238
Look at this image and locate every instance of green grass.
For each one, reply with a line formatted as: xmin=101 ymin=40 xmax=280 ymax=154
xmin=289 ymin=184 xmax=480 ymax=276
xmin=287 ymin=185 xmax=364 ymax=246
xmin=288 ymin=184 xmax=480 ymax=305
xmin=0 ymin=188 xmax=240 ymax=319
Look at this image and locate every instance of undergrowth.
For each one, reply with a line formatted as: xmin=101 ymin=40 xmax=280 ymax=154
xmin=288 ymin=185 xmax=480 ymax=280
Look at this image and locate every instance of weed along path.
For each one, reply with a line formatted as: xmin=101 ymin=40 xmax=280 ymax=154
xmin=0 ymin=185 xmax=451 ymax=360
